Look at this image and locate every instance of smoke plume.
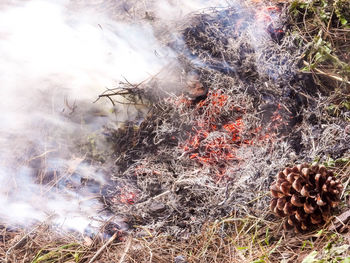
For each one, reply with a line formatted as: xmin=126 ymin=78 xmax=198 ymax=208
xmin=0 ymin=0 xmax=174 ymax=233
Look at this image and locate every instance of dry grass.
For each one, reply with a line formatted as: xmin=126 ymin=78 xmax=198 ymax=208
xmin=1 ymin=161 xmax=348 ymax=263
xmin=289 ymin=0 xmax=350 ymax=93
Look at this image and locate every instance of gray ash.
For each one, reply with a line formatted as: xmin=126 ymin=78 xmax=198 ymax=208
xmin=95 ymin=4 xmax=349 ymax=237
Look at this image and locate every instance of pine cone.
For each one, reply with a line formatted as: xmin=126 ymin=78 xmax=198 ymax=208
xmin=270 ymin=163 xmax=343 ymax=232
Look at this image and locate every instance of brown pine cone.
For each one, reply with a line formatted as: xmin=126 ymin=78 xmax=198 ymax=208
xmin=270 ymin=163 xmax=343 ymax=232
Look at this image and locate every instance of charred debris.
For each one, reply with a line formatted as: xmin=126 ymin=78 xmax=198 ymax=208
xmin=64 ymin=2 xmax=350 ymax=238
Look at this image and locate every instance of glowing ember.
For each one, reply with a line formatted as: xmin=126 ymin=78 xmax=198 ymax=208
xmin=172 ymin=83 xmax=289 ymax=181
xmin=270 ymin=104 xmax=290 ymax=130
xmin=255 ymin=5 xmax=285 ymax=42
xmin=172 ymin=90 xmax=247 ymax=180
xmin=115 ymin=187 xmax=137 ymax=205
xmin=184 ymin=118 xmax=244 ymax=165
xmin=256 ymin=6 xmax=281 ymax=23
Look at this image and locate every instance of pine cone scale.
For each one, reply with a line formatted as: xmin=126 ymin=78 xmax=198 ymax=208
xmin=291 ymin=194 xmax=304 ymax=207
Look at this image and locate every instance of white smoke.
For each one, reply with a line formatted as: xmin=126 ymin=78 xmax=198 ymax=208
xmin=154 ymin=0 xmax=230 ymax=21
xmin=0 ymin=0 xmax=175 ymax=233
xmin=0 ymin=0 xmax=254 ymax=235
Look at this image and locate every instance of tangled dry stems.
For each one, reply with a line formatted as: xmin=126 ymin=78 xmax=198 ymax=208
xmin=1 ymin=163 xmax=349 ymax=263
xmin=289 ymin=0 xmax=350 ymax=92
xmin=99 ymin=2 xmax=349 ymax=237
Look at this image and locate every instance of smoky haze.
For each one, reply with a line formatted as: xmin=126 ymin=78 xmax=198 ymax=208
xmin=0 ymin=0 xmax=178 ymax=233
xmin=0 ymin=0 xmax=236 ymax=234
xmin=0 ymin=0 xmax=268 ymax=234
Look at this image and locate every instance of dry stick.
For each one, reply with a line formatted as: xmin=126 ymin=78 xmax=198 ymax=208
xmin=5 ymin=223 xmax=43 ymax=262
xmin=135 ymin=190 xmax=171 ymax=207
xmin=88 ymin=232 xmax=118 ymax=263
xmin=303 ymin=61 xmax=350 ymax=85
xmin=340 ymin=164 xmax=350 ymax=199
xmin=118 ymin=236 xmax=132 ymax=263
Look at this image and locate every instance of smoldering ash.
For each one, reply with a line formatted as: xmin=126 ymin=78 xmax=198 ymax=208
xmin=0 ymin=0 xmax=288 ymax=238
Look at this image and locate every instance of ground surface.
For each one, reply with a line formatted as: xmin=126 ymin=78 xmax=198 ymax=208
xmin=0 ymin=0 xmax=349 ymax=262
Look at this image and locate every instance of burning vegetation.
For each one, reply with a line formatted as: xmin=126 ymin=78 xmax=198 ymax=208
xmin=100 ymin=2 xmax=313 ymax=235
xmin=1 ymin=0 xmax=350 ymax=262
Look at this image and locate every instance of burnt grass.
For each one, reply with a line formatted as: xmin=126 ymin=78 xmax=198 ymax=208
xmin=1 ymin=1 xmax=349 ymax=262
xmin=99 ymin=4 xmax=349 ymax=238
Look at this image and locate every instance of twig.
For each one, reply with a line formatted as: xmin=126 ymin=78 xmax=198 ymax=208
xmin=246 ymin=191 xmax=269 ymax=204
xmin=303 ymin=61 xmax=350 ymax=85
xmin=340 ymin=164 xmax=350 ymax=199
xmin=5 ymin=223 xmax=43 ymax=262
xmin=118 ymin=236 xmax=132 ymax=263
xmin=134 ymin=190 xmax=171 ymax=208
xmin=88 ymin=232 xmax=118 ymax=263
